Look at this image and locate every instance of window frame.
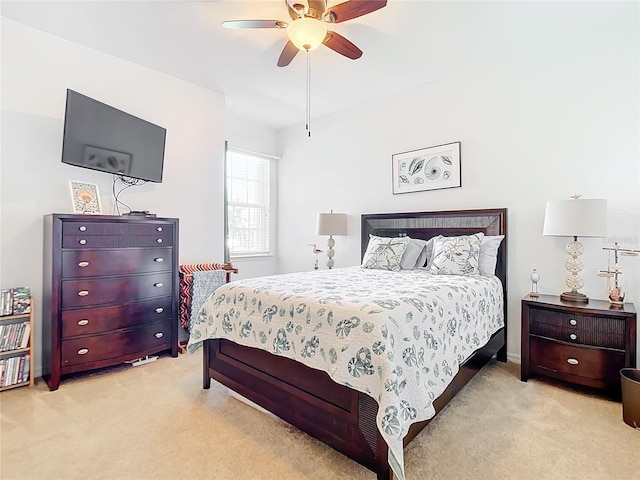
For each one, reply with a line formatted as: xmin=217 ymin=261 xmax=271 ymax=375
xmin=224 ymin=144 xmax=277 ymax=261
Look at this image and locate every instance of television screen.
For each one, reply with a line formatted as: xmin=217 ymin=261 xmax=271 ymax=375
xmin=61 ymin=89 xmax=166 ymax=183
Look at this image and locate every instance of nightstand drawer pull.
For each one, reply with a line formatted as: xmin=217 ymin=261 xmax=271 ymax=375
xmin=154 ymin=332 xmax=164 ymax=338
xmin=78 ymin=261 xmax=90 ymax=267
xmin=154 ymin=282 xmax=164 ymax=288
xmin=156 ymin=238 xmax=163 ymax=244
xmin=157 ymin=227 xmax=163 ymax=232
xmin=77 ymin=290 xmax=90 ymax=297
xmin=77 ymin=319 xmax=89 ymax=326
xmin=154 ymin=307 xmax=164 ymax=314
xmin=569 ymin=333 xmax=577 ymax=340
xmin=79 ymin=226 xmax=87 ymax=232
xmin=567 ymin=358 xmax=579 ymax=365
xmin=79 ymin=239 xmax=87 ymax=245
xmin=569 ymin=319 xmax=577 ymax=326
xmin=154 ymin=257 xmax=164 ymax=263
xmin=77 ymin=348 xmax=89 ymax=355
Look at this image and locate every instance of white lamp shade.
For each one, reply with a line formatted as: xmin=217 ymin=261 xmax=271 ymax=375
xmin=287 ymin=17 xmax=327 ymax=51
xmin=316 ymin=213 xmax=347 ymax=236
xmin=543 ymin=198 xmax=607 ymax=237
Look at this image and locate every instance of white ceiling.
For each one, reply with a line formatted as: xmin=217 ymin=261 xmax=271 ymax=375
xmin=1 ymin=1 xmax=611 ymax=130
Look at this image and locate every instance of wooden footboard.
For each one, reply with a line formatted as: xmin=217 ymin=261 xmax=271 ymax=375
xmin=203 ymin=327 xmax=505 ymax=480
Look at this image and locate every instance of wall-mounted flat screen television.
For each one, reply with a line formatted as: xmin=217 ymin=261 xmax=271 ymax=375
xmin=61 ymin=89 xmax=166 ymax=183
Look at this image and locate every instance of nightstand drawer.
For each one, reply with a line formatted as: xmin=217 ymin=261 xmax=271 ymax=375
xmin=530 ymin=336 xmax=625 ymax=384
xmin=530 ymin=307 xmax=625 ymax=349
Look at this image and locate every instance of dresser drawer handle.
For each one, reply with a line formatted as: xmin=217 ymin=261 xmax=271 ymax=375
xmin=567 ymin=358 xmax=579 ymax=365
xmin=569 ymin=319 xmax=577 ymax=326
xmin=77 ymin=348 xmax=89 ymax=355
xmin=79 ymin=239 xmax=87 ymax=245
xmin=78 ymin=290 xmax=90 ymax=297
xmin=154 ymin=282 xmax=164 ymax=288
xmin=79 ymin=226 xmax=87 ymax=232
xmin=156 ymin=238 xmax=163 ymax=244
xmin=154 ymin=257 xmax=164 ymax=263
xmin=569 ymin=333 xmax=577 ymax=341
xmin=157 ymin=227 xmax=163 ymax=232
xmin=77 ymin=319 xmax=89 ymax=326
xmin=78 ymin=261 xmax=90 ymax=268
xmin=154 ymin=307 xmax=164 ymax=314
xmin=154 ymin=332 xmax=164 ymax=338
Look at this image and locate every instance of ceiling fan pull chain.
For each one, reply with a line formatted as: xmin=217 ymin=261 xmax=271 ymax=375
xmin=306 ymin=49 xmax=311 ymax=137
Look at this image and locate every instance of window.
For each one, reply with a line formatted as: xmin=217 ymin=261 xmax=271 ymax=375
xmin=225 ymin=146 xmax=276 ymax=258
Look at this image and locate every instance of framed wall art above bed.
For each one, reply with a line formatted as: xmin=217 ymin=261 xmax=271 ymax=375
xmin=190 ymin=208 xmax=507 ymax=480
xmin=392 ymin=141 xmax=461 ymax=194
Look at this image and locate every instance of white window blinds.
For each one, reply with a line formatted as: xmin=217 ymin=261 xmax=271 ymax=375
xmin=226 ymin=147 xmax=273 ymax=257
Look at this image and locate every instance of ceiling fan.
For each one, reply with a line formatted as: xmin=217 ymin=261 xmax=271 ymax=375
xmin=222 ymin=0 xmax=387 ymax=67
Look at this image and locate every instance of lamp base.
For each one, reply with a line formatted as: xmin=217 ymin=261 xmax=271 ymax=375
xmin=560 ymin=291 xmax=589 ymax=303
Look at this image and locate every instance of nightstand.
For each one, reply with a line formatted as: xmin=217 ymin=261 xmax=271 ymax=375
xmin=521 ymin=294 xmax=637 ymax=395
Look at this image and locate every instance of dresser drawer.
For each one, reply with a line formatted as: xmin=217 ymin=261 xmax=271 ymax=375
xmin=63 ymin=232 xmax=173 ymax=249
xmin=61 ymin=272 xmax=173 ymax=308
xmin=61 ymin=296 xmax=173 ymax=337
xmin=62 ymin=221 xmax=173 ymax=237
xmin=529 ymin=307 xmax=625 ymax=349
xmin=61 ymin=320 xmax=172 ymax=368
xmin=530 ymin=336 xmax=624 ymax=384
xmin=62 ymin=248 xmax=172 ymax=278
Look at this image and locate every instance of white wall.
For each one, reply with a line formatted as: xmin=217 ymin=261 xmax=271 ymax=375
xmin=1 ymin=19 xmax=227 ymax=375
xmin=276 ymin=1 xmax=640 ymax=364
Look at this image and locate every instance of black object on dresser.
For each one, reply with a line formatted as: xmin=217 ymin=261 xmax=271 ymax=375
xmin=521 ymin=294 xmax=637 ymax=395
xmin=43 ymin=214 xmax=179 ymax=391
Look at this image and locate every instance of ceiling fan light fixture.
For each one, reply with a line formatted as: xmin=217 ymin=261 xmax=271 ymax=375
xmin=287 ymin=17 xmax=327 ymax=51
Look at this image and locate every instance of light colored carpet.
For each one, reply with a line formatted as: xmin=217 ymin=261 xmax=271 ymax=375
xmin=1 ymin=352 xmax=638 ymax=480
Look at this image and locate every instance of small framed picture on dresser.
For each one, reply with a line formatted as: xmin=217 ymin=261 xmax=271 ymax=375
xmin=69 ymin=180 xmax=102 ymax=214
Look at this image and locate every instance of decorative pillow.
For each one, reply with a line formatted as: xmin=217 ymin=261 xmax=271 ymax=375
xmin=414 ymin=237 xmax=434 ymax=269
xmin=362 ymin=235 xmax=410 ymax=271
xmin=400 ymin=238 xmax=427 ymax=270
xmin=429 ymin=233 xmax=485 ymax=275
xmin=479 ymin=235 xmax=505 ymax=276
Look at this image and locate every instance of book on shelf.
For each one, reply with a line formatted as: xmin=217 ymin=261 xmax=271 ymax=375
xmin=19 ymin=323 xmax=31 ymax=349
xmin=0 ymin=325 xmax=10 ymax=351
xmin=22 ymin=354 xmax=30 ymax=383
xmin=0 ymin=289 xmax=11 ymax=316
xmin=11 ymin=287 xmax=31 ymax=315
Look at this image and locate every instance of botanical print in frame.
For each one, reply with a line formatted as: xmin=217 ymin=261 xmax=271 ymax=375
xmin=392 ymin=141 xmax=461 ymax=194
xmin=69 ymin=180 xmax=102 ymax=214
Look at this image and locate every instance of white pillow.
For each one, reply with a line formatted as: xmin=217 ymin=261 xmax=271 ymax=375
xmin=415 ymin=237 xmax=434 ymax=269
xmin=400 ymin=238 xmax=427 ymax=270
xmin=479 ymin=235 xmax=504 ymax=276
xmin=362 ymin=235 xmax=410 ymax=271
xmin=429 ymin=233 xmax=484 ymax=275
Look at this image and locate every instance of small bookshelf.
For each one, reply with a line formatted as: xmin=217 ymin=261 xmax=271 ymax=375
xmin=0 ymin=298 xmax=35 ymax=391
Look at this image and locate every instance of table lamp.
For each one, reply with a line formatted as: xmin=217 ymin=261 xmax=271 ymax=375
xmin=543 ymin=195 xmax=607 ymax=303
xmin=316 ymin=211 xmax=347 ymax=269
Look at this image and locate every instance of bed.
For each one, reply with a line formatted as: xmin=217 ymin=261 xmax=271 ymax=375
xmin=189 ymin=208 xmax=507 ymax=480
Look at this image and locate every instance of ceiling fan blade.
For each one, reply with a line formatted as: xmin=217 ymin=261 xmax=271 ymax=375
xmin=308 ymin=0 xmax=327 ymax=17
xmin=324 ymin=0 xmax=387 ymax=23
xmin=322 ymin=31 xmax=362 ymax=59
xmin=286 ymin=0 xmax=303 ymax=20
xmin=277 ymin=40 xmax=299 ymax=67
xmin=222 ymin=20 xmax=287 ymax=29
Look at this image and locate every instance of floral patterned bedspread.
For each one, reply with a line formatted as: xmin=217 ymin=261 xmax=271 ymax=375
xmin=187 ymin=266 xmax=504 ymax=480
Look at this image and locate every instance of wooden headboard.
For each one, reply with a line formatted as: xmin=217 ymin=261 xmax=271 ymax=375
xmin=361 ymin=207 xmax=508 ymax=345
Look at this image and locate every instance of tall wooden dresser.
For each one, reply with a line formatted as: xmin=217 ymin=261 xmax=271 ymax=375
xmin=43 ymin=214 xmax=179 ymax=390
